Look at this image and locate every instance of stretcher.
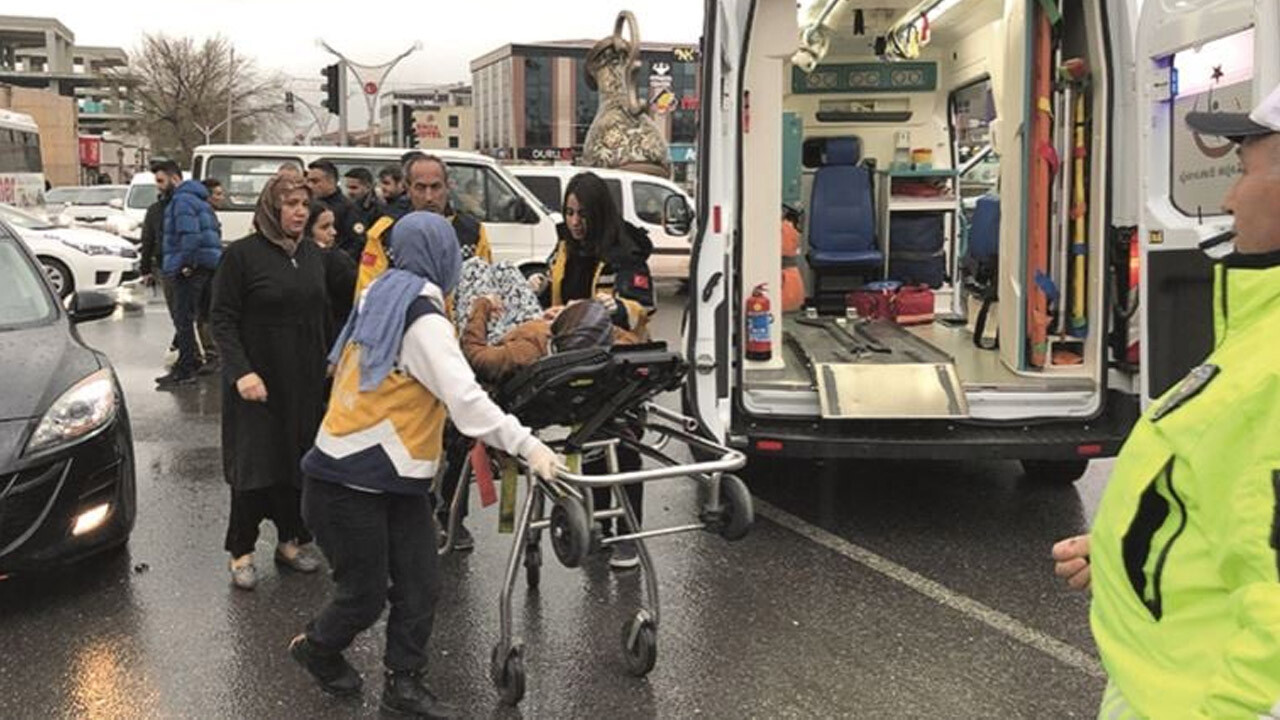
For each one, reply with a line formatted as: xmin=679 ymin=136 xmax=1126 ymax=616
xmin=437 ymin=343 xmax=751 ymax=706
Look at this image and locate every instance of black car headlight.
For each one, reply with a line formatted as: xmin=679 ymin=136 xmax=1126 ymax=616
xmin=25 ymin=369 xmax=118 ymax=456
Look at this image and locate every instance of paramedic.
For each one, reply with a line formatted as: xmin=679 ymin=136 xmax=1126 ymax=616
xmin=529 ymin=171 xmax=655 ymax=569
xmin=1052 ymin=82 xmax=1280 ymax=718
xmin=290 ymin=212 xmax=558 ymax=718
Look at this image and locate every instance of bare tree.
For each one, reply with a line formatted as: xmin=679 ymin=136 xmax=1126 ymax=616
xmin=126 ymin=34 xmax=288 ymax=164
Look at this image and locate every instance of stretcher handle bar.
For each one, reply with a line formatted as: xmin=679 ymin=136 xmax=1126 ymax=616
xmin=602 ymin=523 xmax=708 ymax=544
xmin=643 ymin=402 xmax=701 ymax=433
xmin=527 ymin=506 xmax=626 ymax=532
xmin=551 ymin=446 xmax=745 ymax=486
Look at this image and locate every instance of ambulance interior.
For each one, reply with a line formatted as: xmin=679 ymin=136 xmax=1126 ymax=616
xmin=739 ymin=0 xmax=1116 ymax=421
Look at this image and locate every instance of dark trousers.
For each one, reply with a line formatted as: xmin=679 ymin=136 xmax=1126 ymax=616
xmin=197 ymin=279 xmax=216 ymax=360
xmin=590 ymin=443 xmax=644 ymax=531
xmin=172 ymin=268 xmax=212 ymax=374
xmin=435 ymin=429 xmax=472 ymax=522
xmin=224 ymin=485 xmax=311 ymax=557
xmin=303 ymin=477 xmax=441 ymax=672
xmin=159 ymin=274 xmax=178 ymax=350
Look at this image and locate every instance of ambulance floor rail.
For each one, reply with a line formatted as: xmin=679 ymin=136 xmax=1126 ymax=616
xmin=443 ymin=402 xmax=750 ymax=706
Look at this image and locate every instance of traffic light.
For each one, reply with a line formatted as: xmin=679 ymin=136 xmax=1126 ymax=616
xmin=320 ymin=63 xmax=341 ymax=114
xmin=284 ymin=91 xmax=295 ymax=113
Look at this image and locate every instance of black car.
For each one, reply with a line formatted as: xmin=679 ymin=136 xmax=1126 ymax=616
xmin=0 ymin=219 xmax=135 ymax=574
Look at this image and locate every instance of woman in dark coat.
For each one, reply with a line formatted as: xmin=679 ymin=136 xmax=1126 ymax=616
xmin=304 ymin=202 xmax=357 ymax=349
xmin=211 ymin=176 xmax=329 ymax=590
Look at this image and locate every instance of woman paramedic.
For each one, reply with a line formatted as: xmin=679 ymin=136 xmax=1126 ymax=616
xmin=528 ymin=170 xmax=655 ymax=570
xmin=289 ymin=212 xmax=558 ymax=719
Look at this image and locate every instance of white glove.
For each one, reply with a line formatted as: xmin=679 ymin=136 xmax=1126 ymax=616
xmin=524 ymin=439 xmax=561 ymax=481
xmin=527 ymin=273 xmax=548 ymax=293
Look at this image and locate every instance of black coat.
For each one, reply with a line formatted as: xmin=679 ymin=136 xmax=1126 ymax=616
xmin=211 ymin=234 xmax=328 ymax=491
xmin=321 ymin=246 xmax=357 ymax=349
xmin=138 ymin=193 xmax=170 ymax=276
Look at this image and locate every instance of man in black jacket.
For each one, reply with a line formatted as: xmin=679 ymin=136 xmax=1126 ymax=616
xmin=377 ymin=164 xmax=412 ymax=221
xmin=343 ymin=167 xmax=384 ymax=238
xmin=306 ymin=160 xmax=361 ymax=262
xmin=138 ymin=159 xmax=182 ymax=361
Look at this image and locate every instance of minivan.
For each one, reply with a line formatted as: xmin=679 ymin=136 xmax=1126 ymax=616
xmin=507 ymin=165 xmax=694 ymax=281
xmin=191 ymin=145 xmax=562 ymax=274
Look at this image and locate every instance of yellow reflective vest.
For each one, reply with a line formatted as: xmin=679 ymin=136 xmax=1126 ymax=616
xmin=1090 ymin=254 xmax=1280 ymax=718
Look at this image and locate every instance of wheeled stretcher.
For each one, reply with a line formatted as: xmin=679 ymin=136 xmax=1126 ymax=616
xmin=438 ymin=343 xmax=751 ymax=706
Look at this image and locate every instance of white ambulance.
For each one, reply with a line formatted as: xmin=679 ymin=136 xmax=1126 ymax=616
xmin=681 ymin=0 xmax=1269 ymax=481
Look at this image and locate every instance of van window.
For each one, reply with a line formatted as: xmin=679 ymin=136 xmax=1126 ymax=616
xmin=316 ymin=157 xmax=396 ymax=186
xmin=1167 ymin=27 xmax=1253 ymax=218
xmin=632 ymin=181 xmax=673 ymax=225
xmin=448 ymin=165 xmax=529 ymax=223
xmin=206 ymin=155 xmax=302 ymax=209
xmin=515 ymin=175 xmax=562 ymax=212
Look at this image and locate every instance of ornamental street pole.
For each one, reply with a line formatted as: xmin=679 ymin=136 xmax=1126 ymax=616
xmin=317 ymin=40 xmax=421 ymax=146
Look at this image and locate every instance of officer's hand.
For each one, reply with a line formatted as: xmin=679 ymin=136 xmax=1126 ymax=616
xmin=236 ymin=372 xmax=268 ymax=402
xmin=527 ymin=273 xmax=547 ymax=293
xmin=595 ymin=292 xmax=618 ymax=313
xmin=524 ymin=439 xmax=562 ymax=481
xmin=1052 ymin=534 xmax=1091 ymax=591
xmin=480 ymin=294 xmax=504 ymax=319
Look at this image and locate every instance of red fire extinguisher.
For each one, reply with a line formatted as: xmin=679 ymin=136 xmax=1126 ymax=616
xmin=746 ymin=283 xmax=772 ymax=361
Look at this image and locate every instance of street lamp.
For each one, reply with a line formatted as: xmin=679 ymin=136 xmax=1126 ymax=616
xmin=316 ymin=39 xmax=422 ymax=146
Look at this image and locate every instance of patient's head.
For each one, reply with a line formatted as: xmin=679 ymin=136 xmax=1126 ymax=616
xmin=550 ymin=300 xmax=614 ymax=353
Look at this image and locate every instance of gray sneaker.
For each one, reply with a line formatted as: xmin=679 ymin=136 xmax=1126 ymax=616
xmin=276 ymin=542 xmax=322 ymax=573
xmin=230 ymin=559 xmax=257 ymax=590
xmin=608 ymin=541 xmax=641 ymax=570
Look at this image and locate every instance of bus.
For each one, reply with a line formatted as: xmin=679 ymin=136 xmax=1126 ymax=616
xmin=0 ymin=110 xmax=45 ymax=209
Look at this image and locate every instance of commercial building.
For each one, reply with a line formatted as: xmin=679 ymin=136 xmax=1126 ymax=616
xmin=470 ymin=40 xmax=700 ymax=186
xmin=378 ymin=84 xmax=474 ymax=151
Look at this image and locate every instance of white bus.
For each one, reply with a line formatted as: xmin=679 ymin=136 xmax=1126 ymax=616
xmin=0 ymin=110 xmax=45 ymax=209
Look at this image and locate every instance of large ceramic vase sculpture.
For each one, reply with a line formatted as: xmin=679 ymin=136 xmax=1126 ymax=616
xmin=581 ymin=11 xmax=672 ymax=179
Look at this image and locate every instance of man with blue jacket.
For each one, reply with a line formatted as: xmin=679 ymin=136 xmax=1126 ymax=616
xmin=157 ymin=177 xmax=222 ymax=388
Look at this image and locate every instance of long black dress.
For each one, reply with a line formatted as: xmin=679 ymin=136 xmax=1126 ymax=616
xmin=211 ymin=233 xmax=328 ymax=492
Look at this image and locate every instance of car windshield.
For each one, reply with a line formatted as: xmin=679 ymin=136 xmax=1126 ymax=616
xmin=75 ymin=187 xmax=126 ymax=205
xmin=127 ymin=183 xmax=159 ymax=209
xmin=44 ymin=187 xmax=82 ymax=204
xmin=0 ymin=236 xmax=56 ymax=329
xmin=0 ymin=203 xmax=56 ymax=230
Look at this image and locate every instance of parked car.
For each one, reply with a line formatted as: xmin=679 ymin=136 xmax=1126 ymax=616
xmin=0 ymin=219 xmax=136 ymax=573
xmin=506 ymin=165 xmax=694 ymax=280
xmin=115 ymin=172 xmax=161 ymax=242
xmin=0 ymin=204 xmax=139 ymax=298
xmin=45 ymin=185 xmax=129 ymax=236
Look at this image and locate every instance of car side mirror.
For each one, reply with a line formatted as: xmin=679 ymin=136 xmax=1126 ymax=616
xmin=69 ymin=290 xmax=117 ymax=324
xmin=108 ymin=198 xmax=124 ymax=210
xmin=663 ymin=195 xmax=693 ymax=237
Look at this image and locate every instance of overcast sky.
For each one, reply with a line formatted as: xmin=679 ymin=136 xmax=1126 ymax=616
xmin=36 ymin=1 xmax=704 ymax=91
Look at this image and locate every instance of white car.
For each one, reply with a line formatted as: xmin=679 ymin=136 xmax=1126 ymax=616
xmin=506 ymin=165 xmax=694 ymax=281
xmin=47 ymin=185 xmax=130 ymax=237
xmin=0 ymin=204 xmax=139 ymax=298
xmin=116 ymin=172 xmax=162 ymax=242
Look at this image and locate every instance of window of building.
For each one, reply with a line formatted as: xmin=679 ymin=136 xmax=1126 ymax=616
xmin=448 ymin=115 xmax=459 ymax=129
xmin=449 ymin=136 xmax=460 ymax=149
xmin=575 ymin=58 xmax=598 ymax=146
xmin=671 ymin=59 xmax=699 ymax=144
xmin=524 ymin=57 xmax=553 ymax=147
xmin=632 ymin=181 xmax=674 ymax=225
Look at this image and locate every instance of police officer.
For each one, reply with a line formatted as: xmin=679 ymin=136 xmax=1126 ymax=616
xmin=1053 ymin=82 xmax=1280 ymax=717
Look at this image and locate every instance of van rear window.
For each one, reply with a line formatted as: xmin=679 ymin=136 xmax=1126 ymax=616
xmin=1166 ymin=27 xmax=1254 ymax=218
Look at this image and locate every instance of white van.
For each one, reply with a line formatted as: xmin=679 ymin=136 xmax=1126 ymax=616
xmin=686 ymin=0 xmax=1162 ymax=482
xmin=506 ymin=165 xmax=694 ymax=280
xmin=190 ymin=145 xmax=561 ymax=272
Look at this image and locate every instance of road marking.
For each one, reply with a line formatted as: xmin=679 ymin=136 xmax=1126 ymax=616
xmin=755 ymin=499 xmax=1106 ymax=679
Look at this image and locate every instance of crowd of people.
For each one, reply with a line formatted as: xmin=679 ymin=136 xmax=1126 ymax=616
xmin=135 ymin=151 xmax=657 ymax=718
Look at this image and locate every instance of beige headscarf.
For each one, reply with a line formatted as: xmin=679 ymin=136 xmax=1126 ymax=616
xmin=253 ymin=176 xmax=310 ymax=255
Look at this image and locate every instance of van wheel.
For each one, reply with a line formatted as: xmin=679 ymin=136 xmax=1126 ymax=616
xmin=39 ymin=257 xmax=74 ymax=298
xmin=1020 ymin=459 xmax=1089 ymax=485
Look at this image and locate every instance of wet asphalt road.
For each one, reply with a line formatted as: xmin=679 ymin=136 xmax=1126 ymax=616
xmin=0 ymin=285 xmax=1113 ymax=718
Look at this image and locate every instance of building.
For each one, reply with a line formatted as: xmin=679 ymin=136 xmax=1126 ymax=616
xmin=377 ymin=84 xmax=474 ymax=151
xmin=470 ymin=40 xmax=700 ymax=185
xmin=0 ymin=15 xmax=148 ymax=184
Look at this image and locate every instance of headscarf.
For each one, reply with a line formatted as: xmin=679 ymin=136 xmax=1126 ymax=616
xmin=253 ymin=175 xmax=310 ymax=255
xmin=328 ymin=211 xmax=462 ymax=391
xmin=551 ymin=300 xmax=615 ymax=353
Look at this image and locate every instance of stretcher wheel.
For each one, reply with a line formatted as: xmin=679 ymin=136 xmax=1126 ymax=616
xmin=718 ymin=474 xmax=754 ymax=541
xmin=524 ymin=543 xmax=542 ymax=589
xmin=620 ymin=614 xmax=658 ymax=676
xmin=550 ymin=498 xmax=590 ymax=568
xmin=491 ymin=643 xmax=525 ymax=706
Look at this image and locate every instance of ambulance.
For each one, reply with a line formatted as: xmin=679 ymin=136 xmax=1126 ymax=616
xmin=681 ymin=0 xmax=1272 ymax=481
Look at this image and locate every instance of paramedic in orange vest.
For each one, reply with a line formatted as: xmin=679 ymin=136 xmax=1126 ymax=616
xmin=289 ymin=212 xmax=557 ymax=718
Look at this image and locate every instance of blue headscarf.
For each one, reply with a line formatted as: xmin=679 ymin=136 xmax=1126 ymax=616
xmin=329 ymin=212 xmax=463 ymax=391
